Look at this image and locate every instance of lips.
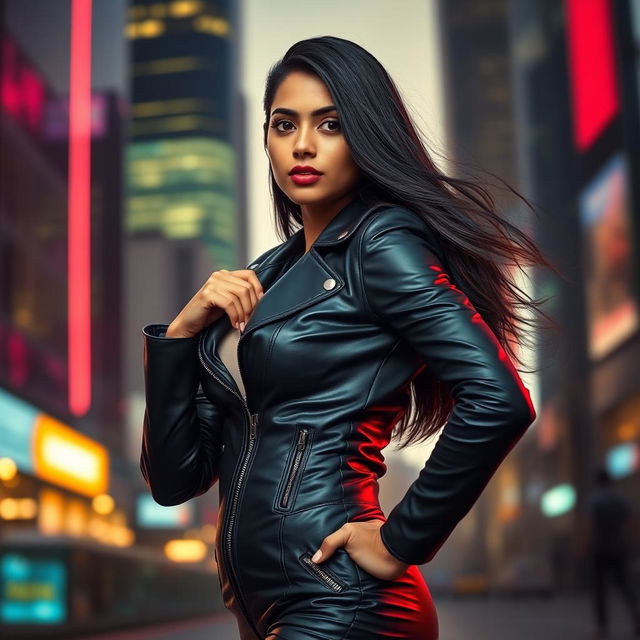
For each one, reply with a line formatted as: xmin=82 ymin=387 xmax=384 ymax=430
xmin=290 ymin=173 xmax=322 ymax=185
xmin=289 ymin=165 xmax=323 ymax=175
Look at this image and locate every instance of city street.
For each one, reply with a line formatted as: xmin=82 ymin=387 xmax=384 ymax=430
xmin=2 ymin=2 xmax=640 ymax=640
xmin=78 ymin=592 xmax=638 ymax=640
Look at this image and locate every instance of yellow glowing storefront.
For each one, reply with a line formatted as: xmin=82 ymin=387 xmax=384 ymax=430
xmin=0 ymin=387 xmax=135 ymax=548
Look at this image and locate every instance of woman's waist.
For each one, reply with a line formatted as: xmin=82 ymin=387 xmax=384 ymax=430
xmin=229 ymin=453 xmax=382 ymax=516
xmin=233 ymin=496 xmax=385 ymax=539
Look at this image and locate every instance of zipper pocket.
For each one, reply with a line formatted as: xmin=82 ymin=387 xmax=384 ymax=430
xmin=278 ymin=426 xmax=311 ymax=510
xmin=299 ymin=551 xmax=348 ymax=592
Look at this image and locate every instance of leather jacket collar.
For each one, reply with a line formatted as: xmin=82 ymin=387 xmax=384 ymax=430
xmin=198 ymin=193 xmax=391 ymax=396
xmin=202 ymin=193 xmax=390 ymax=342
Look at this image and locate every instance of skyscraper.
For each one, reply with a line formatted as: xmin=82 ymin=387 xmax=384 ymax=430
xmin=126 ymin=0 xmax=243 ymax=270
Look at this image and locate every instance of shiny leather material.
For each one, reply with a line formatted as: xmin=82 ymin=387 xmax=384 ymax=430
xmin=140 ymin=193 xmax=536 ymax=639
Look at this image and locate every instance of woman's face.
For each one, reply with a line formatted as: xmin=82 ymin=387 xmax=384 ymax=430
xmin=265 ymin=71 xmax=361 ymax=208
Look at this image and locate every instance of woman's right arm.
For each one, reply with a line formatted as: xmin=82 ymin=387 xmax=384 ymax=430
xmin=140 ymin=323 xmax=226 ymax=506
xmin=139 ymin=265 xmax=264 ymax=505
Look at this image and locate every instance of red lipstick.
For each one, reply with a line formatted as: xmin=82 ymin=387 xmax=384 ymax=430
xmin=289 ymin=164 xmax=323 ymax=186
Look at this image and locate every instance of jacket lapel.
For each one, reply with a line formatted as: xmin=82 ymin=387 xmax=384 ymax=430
xmin=198 ymin=230 xmax=307 ymax=394
xmin=242 ymin=196 xmax=390 ymax=337
xmin=199 ymin=194 xmax=391 ymax=395
xmin=241 ymin=246 xmax=338 ymax=336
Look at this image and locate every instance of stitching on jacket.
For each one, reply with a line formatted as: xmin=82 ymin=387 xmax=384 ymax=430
xmin=357 ymin=209 xmax=440 ymax=324
xmin=358 ymin=228 xmax=403 ymax=323
xmin=342 ymin=430 xmax=365 ymax=609
xmin=264 ymin=321 xmax=285 ymax=392
xmin=283 ymin=500 xmax=381 ymax=516
xmin=356 ymin=213 xmax=382 ymax=322
xmin=362 ymin=337 xmax=403 ymax=408
xmin=356 ymin=216 xmax=416 ymax=326
xmin=340 ymin=425 xmax=348 ymax=513
xmin=342 ymin=607 xmax=361 ymax=640
xmin=355 ymin=212 xmax=408 ymax=409
xmin=340 ymin=510 xmax=362 ymax=640
xmin=339 ymin=424 xmax=348 ymax=581
xmin=278 ymin=512 xmax=292 ymax=607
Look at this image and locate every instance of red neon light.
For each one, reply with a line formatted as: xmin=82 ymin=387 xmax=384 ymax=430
xmin=0 ymin=35 xmax=46 ymax=132
xmin=565 ymin=0 xmax=620 ymax=151
xmin=67 ymin=0 xmax=93 ymax=416
xmin=1 ymin=38 xmax=20 ymax=116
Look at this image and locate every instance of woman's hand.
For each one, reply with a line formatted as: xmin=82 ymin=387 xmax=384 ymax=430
xmin=166 ymin=269 xmax=264 ymax=338
xmin=311 ymin=519 xmax=410 ymax=581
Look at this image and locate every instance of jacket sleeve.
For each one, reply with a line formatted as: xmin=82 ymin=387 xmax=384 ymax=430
xmin=360 ymin=209 xmax=536 ymax=566
xmin=140 ymin=323 xmax=226 ymax=506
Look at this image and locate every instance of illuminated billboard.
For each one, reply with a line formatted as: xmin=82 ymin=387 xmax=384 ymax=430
xmin=579 ymin=152 xmax=639 ymax=359
xmin=0 ymin=388 xmax=109 ymax=497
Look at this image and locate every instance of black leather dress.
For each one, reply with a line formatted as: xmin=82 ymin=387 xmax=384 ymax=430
xmin=140 ymin=193 xmax=537 ymax=639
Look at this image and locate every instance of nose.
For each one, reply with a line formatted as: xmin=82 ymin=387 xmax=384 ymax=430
xmin=292 ymin=123 xmax=316 ymax=158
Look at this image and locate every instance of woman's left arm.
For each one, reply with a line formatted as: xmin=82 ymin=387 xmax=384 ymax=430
xmin=359 ymin=209 xmax=536 ymax=567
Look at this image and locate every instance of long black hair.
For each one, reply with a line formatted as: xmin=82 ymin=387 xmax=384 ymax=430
xmin=262 ymin=35 xmax=563 ymax=450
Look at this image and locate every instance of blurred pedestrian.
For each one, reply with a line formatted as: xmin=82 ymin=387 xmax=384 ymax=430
xmin=583 ymin=467 xmax=640 ymax=638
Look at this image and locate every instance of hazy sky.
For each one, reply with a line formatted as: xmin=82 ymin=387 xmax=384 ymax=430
xmin=241 ymin=0 xmax=447 ymax=266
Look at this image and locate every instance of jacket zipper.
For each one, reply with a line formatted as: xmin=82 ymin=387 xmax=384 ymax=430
xmin=299 ymin=552 xmax=347 ymax=592
xmin=280 ymin=427 xmax=309 ymax=508
xmin=197 ymin=335 xmax=260 ymax=639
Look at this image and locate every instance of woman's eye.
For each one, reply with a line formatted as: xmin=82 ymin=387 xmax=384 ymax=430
xmin=271 ymin=119 xmax=293 ymax=131
xmin=321 ymin=119 xmax=340 ymax=131
xmin=269 ymin=119 xmax=340 ymax=132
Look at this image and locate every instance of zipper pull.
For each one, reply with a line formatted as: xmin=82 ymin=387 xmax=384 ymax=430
xmin=250 ymin=413 xmax=258 ymax=438
xmin=297 ymin=428 xmax=308 ymax=450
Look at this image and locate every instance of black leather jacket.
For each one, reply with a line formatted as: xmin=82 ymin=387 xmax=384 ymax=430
xmin=140 ymin=195 xmax=536 ymax=639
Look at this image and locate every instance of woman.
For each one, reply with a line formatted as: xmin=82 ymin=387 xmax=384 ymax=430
xmin=140 ymin=36 xmax=555 ymax=640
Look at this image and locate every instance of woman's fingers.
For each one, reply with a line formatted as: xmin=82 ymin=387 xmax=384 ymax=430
xmin=213 ymin=269 xmax=264 ymax=329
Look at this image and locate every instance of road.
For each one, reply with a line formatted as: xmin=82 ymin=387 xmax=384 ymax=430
xmin=76 ymin=591 xmax=637 ymax=640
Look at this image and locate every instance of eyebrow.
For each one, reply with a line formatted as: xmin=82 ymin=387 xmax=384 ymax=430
xmin=270 ymin=105 xmax=337 ymax=117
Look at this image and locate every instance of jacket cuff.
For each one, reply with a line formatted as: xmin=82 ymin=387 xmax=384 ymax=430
xmin=379 ymin=520 xmax=423 ymax=566
xmin=142 ymin=322 xmax=199 ymax=341
xmin=141 ymin=322 xmax=201 ymax=413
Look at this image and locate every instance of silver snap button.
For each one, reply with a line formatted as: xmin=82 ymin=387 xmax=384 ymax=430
xmin=323 ymin=278 xmax=336 ymax=290
xmin=337 ymin=230 xmax=349 ymax=239
xmin=248 ymin=263 xmax=259 ymax=269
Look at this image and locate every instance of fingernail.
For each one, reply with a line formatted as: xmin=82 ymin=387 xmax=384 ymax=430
xmin=311 ymin=550 xmax=322 ymax=563
xmin=258 ymin=291 xmax=264 ymax=299
xmin=240 ymin=321 xmax=245 ymax=332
